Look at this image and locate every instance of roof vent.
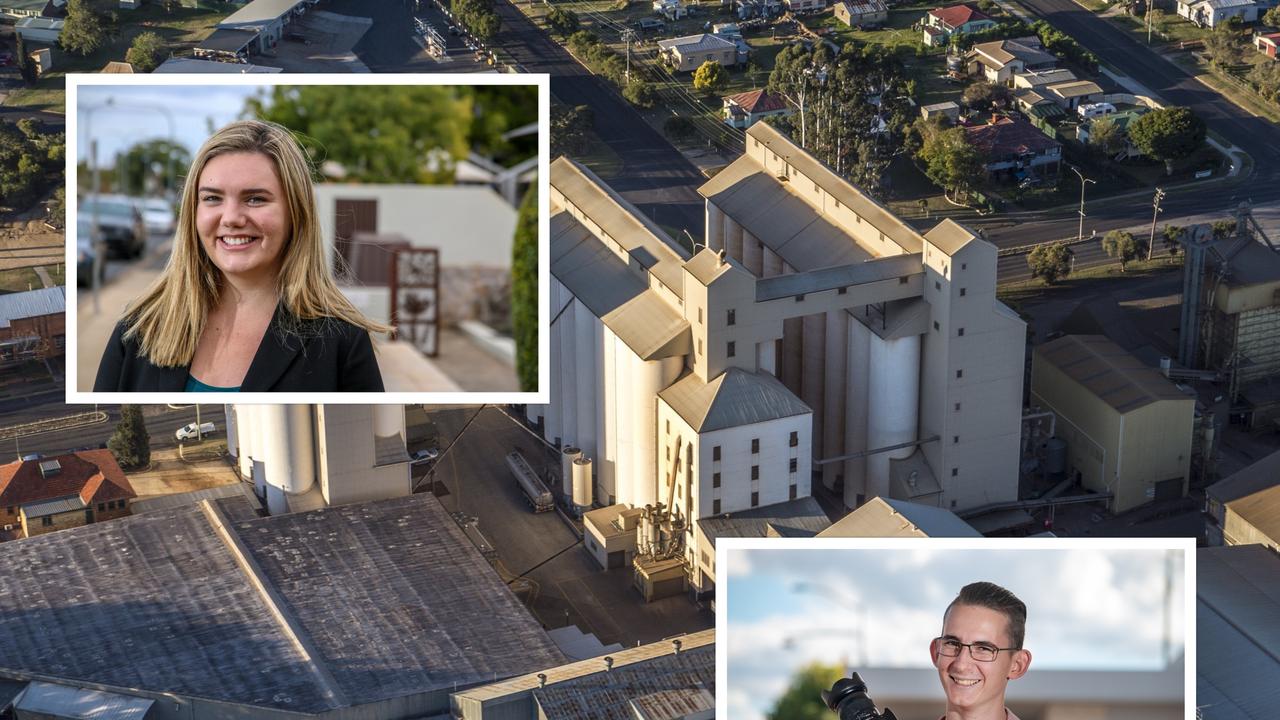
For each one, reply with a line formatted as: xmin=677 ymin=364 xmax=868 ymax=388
xmin=672 ymin=638 xmax=683 ymax=655
xmin=537 ymin=673 xmax=547 ymax=689
xmin=603 ymin=656 xmax=614 ymax=672
xmin=38 ymin=460 xmax=61 ymax=478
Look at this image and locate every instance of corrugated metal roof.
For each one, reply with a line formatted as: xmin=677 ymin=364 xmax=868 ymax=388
xmin=531 ymin=643 xmax=714 ymax=720
xmin=698 ymin=496 xmax=831 ymax=548
xmin=154 ymin=57 xmax=283 ymax=73
xmin=1207 ymin=450 xmax=1280 ymax=505
xmin=551 ymin=211 xmax=691 ymax=360
xmin=629 ymin=687 xmax=714 ymax=718
xmin=15 ymin=682 xmax=154 ymax=720
xmin=657 ymin=33 xmax=736 ymax=53
xmin=925 ymin=218 xmax=980 ymax=256
xmin=818 ymin=497 xmax=981 ymax=537
xmin=659 ymin=368 xmax=811 ymax=432
xmin=1034 ymin=335 xmax=1192 ymax=414
xmin=198 ymin=27 xmax=257 ymax=52
xmin=0 ymin=286 xmax=64 ymax=329
xmin=1224 ymin=483 xmax=1280 ymax=547
xmin=0 ymin=679 xmax=25 ymax=709
xmin=1048 ymin=80 xmax=1103 ymax=97
xmin=1197 ymin=545 xmax=1280 ymax=719
xmin=683 ymin=249 xmax=733 ymax=286
xmin=220 ymin=0 xmax=301 ymax=26
xmin=551 ymin=158 xmax=689 ymax=298
xmin=130 ymin=483 xmax=260 ymax=515
xmin=21 ymin=494 xmax=86 ymax=519
xmin=754 ymin=253 xmax=921 ymax=302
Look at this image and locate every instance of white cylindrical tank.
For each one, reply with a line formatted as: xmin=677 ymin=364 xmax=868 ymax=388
xmin=373 ymin=404 xmax=403 ymax=441
xmin=598 ymin=325 xmax=618 ymax=505
xmin=629 ymin=354 xmax=682 ymax=509
xmin=573 ymin=456 xmax=594 ymax=507
xmin=725 ymin=216 xmax=744 ymax=261
xmin=546 ymin=280 xmax=565 ymax=446
xmin=612 ymin=333 xmax=633 ymax=507
xmin=866 ymin=333 xmax=921 ymax=501
xmin=236 ymin=404 xmax=257 ymax=479
xmin=844 ymin=317 xmax=871 ymax=508
xmin=742 ymin=232 xmax=762 ymax=276
xmin=559 ymin=294 xmax=579 ymax=450
xmin=762 ymin=246 xmax=783 ymax=278
xmin=574 ymin=298 xmax=598 ymax=463
xmin=561 ymin=446 xmax=581 ymax=499
xmin=261 ymin=404 xmax=316 ymax=497
xmin=707 ymin=203 xmax=725 ymax=252
xmin=225 ymin=404 xmax=239 ymax=461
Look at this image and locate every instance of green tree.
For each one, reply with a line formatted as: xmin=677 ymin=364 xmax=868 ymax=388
xmin=1027 ymin=242 xmax=1073 ymax=284
xmin=1102 ymin=229 xmax=1143 ymax=271
xmin=15 ymin=33 xmax=37 ymax=86
xmin=1127 ymin=107 xmax=1206 ymax=175
xmin=47 ymin=186 xmax=65 ymax=229
xmin=766 ymin=662 xmax=843 ymax=720
xmin=917 ymin=126 xmax=982 ymax=200
xmin=623 ymin=78 xmax=655 ymax=108
xmin=247 ymin=86 xmax=473 ymax=184
xmin=551 ymin=104 xmax=593 ymax=157
xmin=546 ymin=6 xmax=580 ymax=35
xmin=1204 ymin=20 xmax=1243 ymax=68
xmin=963 ymin=80 xmax=994 ymax=108
xmin=692 ymin=60 xmax=728 ymax=95
xmin=1265 ymin=5 xmax=1280 ymax=26
xmin=0 ymin=120 xmax=63 ymax=211
xmin=108 ymin=405 xmax=151 ymax=469
xmin=454 ymin=0 xmax=501 ymax=41
xmin=125 ymin=31 xmax=165 ymax=72
xmin=1087 ymin=117 xmax=1126 ymax=160
xmin=118 ymin=138 xmax=191 ymax=196
xmin=1162 ymin=224 xmax=1184 ymax=258
xmin=664 ymin=115 xmax=696 ymax=142
xmin=1249 ymin=60 xmax=1280 ymax=102
xmin=1211 ymin=218 xmax=1238 ymax=238
xmin=60 ymin=0 xmax=111 ymax=56
xmin=511 ymin=186 xmax=538 ymax=392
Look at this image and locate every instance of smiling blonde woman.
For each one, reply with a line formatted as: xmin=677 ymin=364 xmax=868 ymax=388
xmin=94 ymin=120 xmax=390 ymax=392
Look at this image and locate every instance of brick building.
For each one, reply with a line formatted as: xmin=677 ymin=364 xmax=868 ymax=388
xmin=0 ymin=286 xmax=66 ymax=365
xmin=0 ymin=450 xmax=135 ymax=540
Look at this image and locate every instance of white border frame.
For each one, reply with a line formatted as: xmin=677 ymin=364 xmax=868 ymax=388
xmin=65 ymin=72 xmax=550 ymax=405
xmin=714 ymin=536 xmax=1197 ymax=720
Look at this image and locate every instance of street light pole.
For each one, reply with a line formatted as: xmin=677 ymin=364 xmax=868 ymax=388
xmin=1148 ymin=187 xmax=1165 ymax=262
xmin=1071 ymin=166 xmax=1096 ymax=244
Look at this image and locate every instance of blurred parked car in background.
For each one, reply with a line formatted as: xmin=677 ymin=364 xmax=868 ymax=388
xmin=79 ymin=195 xmax=146 ymax=259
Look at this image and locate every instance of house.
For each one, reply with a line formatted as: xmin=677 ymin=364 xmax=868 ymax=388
xmin=217 ymin=0 xmax=309 ymax=55
xmin=0 ymin=0 xmax=46 ymax=19
xmin=964 ymin=115 xmax=1063 ymax=180
xmin=920 ymin=100 xmax=961 ymax=122
xmin=723 ymin=89 xmax=793 ymax=129
xmin=834 ymin=0 xmax=889 ymax=27
xmin=14 ymin=16 xmax=61 ymax=43
xmin=657 ymin=33 xmax=738 ymax=72
xmin=653 ymin=0 xmax=687 ymax=19
xmin=966 ymin=37 xmax=1057 ymax=85
xmin=784 ymin=0 xmax=826 ymax=13
xmin=736 ymin=0 xmax=784 ymax=18
xmin=1077 ymin=108 xmax=1150 ymax=160
xmin=0 ymin=286 xmax=64 ymax=364
xmin=1177 ymin=0 xmax=1257 ymax=27
xmin=1044 ymin=79 xmax=1104 ymax=109
xmin=923 ymin=3 xmax=997 ymax=46
xmin=0 ymin=451 xmax=135 ymax=540
xmin=1256 ymin=31 xmax=1280 ymax=58
xmin=1012 ymin=67 xmax=1077 ymax=90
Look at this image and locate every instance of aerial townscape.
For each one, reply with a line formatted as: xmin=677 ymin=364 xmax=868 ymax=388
xmin=1 ymin=0 xmax=1279 ymax=717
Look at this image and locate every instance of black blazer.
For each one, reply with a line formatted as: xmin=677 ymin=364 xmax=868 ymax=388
xmin=94 ymin=306 xmax=385 ymax=392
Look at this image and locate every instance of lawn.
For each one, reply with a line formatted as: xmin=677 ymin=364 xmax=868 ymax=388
xmin=0 ymin=265 xmax=62 ymax=293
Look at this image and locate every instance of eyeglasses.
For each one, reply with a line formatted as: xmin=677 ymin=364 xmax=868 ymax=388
xmin=933 ymin=637 xmax=1019 ymax=662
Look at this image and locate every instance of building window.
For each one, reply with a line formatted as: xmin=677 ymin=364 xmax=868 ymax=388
xmin=953 ymin=436 xmax=960 ymax=444
xmin=789 ymin=458 xmax=797 ymax=473
xmin=814 ymin=181 xmax=820 ymax=192
xmin=751 ymin=491 xmax=759 ymax=507
xmin=751 ymin=438 xmax=759 ymax=453
xmin=955 ymin=402 xmax=961 ymax=412
xmin=713 ymin=472 xmax=721 ymax=488
xmin=935 ymin=281 xmax=941 ymax=290
xmin=727 ymin=309 xmax=736 ymax=326
xmin=934 ymin=321 xmax=940 ymax=331
xmin=713 ymin=499 xmax=721 ymax=514
xmin=961 ymin=263 xmax=967 ymax=270
xmin=6 ymin=506 xmax=13 ymax=515
xmin=698 ymin=339 xmax=702 ymax=355
xmin=960 ymin=288 xmax=967 ymax=297
xmin=899 ymin=276 xmax=908 ymax=284
xmin=956 ymin=369 xmax=963 ymax=379
xmin=795 ymin=294 xmax=805 ymax=302
xmin=666 ymin=447 xmax=671 ymax=460
xmin=98 ymin=503 xmax=105 ymax=511
xmin=838 ymin=287 xmax=847 ymax=295
xmin=42 ymin=516 xmax=53 ymax=527
xmin=952 ymin=468 xmax=959 ymax=477
xmin=751 ymin=465 xmax=759 ymax=480
xmin=789 ymin=431 xmax=798 ymax=447
xmin=698 ymin=307 xmax=702 ymax=324
xmin=958 ymin=328 xmax=965 ymax=337
xmin=713 ymin=445 xmax=721 ymax=461
xmin=666 ymin=419 xmax=670 ymax=434
xmin=790 ymin=484 xmax=797 ymax=500
xmin=727 ymin=341 xmax=736 ymax=358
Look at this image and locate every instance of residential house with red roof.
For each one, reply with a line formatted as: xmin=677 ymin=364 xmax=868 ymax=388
xmin=923 ymin=3 xmax=996 ymax=46
xmin=963 ymin=115 xmax=1062 ymax=181
xmin=0 ymin=450 xmax=136 ymax=540
xmin=722 ymin=89 xmax=794 ymax=129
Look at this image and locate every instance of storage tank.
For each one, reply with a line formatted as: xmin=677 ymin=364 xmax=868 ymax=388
xmin=261 ymin=405 xmax=316 ymax=514
xmin=236 ymin=404 xmax=258 ymax=480
xmin=225 ymin=404 xmax=239 ymax=462
xmin=373 ymin=404 xmax=403 ymax=442
xmin=573 ymin=456 xmax=594 ymax=507
xmin=561 ymin=446 xmax=582 ymax=499
xmin=844 ymin=316 xmax=871 ymax=508
xmin=866 ymin=333 xmax=920 ymax=500
xmin=1043 ymin=437 xmax=1068 ymax=479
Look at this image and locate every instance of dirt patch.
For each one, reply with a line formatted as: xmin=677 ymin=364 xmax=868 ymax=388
xmin=0 ymin=218 xmax=63 ymax=271
xmin=128 ymin=447 xmax=240 ymax=500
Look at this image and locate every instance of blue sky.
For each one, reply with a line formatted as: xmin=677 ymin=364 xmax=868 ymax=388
xmin=76 ymin=85 xmax=264 ymax=165
xmin=725 ymin=547 xmax=1185 ymax=720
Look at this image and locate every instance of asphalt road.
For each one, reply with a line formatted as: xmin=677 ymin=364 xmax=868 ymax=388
xmin=3 ymin=402 xmax=226 ymax=459
xmin=978 ymin=0 xmax=1280 ymax=252
xmin=494 ymin=0 xmax=706 ymax=237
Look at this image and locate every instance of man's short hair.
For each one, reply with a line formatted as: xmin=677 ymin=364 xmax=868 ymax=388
xmin=946 ymin=581 xmax=1027 ymax=649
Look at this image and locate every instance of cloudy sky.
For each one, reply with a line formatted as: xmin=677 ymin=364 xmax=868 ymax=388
xmin=725 ymin=546 xmax=1185 ymax=720
xmin=76 ymin=85 xmax=263 ymax=166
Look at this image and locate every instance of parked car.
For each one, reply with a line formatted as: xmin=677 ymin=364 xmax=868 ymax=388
xmin=175 ymin=422 xmax=217 ymax=441
xmin=79 ymin=196 xmax=146 ymax=259
xmin=141 ymin=197 xmax=175 ymax=236
xmin=1078 ymin=102 xmax=1116 ymax=120
xmin=285 ymin=31 xmax=310 ymax=44
xmin=410 ymin=448 xmax=440 ymax=462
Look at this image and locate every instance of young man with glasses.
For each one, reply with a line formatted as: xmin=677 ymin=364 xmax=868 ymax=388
xmin=930 ymin=581 xmax=1031 ymax=720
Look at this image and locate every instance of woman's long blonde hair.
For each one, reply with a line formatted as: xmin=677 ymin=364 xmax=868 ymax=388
xmin=124 ymin=120 xmax=391 ymax=367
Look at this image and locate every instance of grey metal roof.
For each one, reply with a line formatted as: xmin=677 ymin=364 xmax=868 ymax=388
xmin=220 ymin=0 xmax=301 ymax=26
xmin=656 ymin=33 xmax=736 ymax=53
xmin=531 ymin=642 xmax=714 ymax=720
xmin=1035 ymin=335 xmax=1192 ymax=414
xmin=551 ymin=211 xmax=691 ymax=360
xmin=154 ymin=57 xmax=283 ymax=73
xmin=14 ymin=682 xmax=154 ymax=720
xmin=683 ymin=249 xmax=733 ymax=287
xmin=197 ymin=27 xmax=257 ymax=52
xmin=925 ymin=218 xmax=980 ymax=256
xmin=129 ymin=483 xmax=260 ymax=515
xmin=0 ymin=286 xmax=64 ymax=329
xmin=698 ymin=496 xmax=831 ymax=548
xmin=551 ymin=157 xmax=689 ymax=299
xmin=0 ymin=494 xmax=563 ymax=713
xmin=21 ymin=494 xmax=86 ymax=519
xmin=0 ymin=679 xmax=25 ymax=709
xmin=1208 ymin=450 xmax=1280 ymax=505
xmin=659 ymin=368 xmax=811 ymax=432
xmin=1197 ymin=545 xmax=1280 ymax=719
xmin=818 ymin=497 xmax=980 ymax=537
xmin=754 ymin=253 xmax=922 ymax=302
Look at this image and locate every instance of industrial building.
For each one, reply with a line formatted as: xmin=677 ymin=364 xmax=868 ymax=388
xmin=0 ymin=286 xmax=65 ymax=366
xmin=817 ymin=496 xmax=981 ymax=537
xmin=531 ymin=122 xmax=1024 ymax=598
xmin=1197 ymin=543 xmax=1280 ymax=719
xmin=1205 ymin=451 xmax=1280 ymax=550
xmin=225 ymin=404 xmax=412 ymax=515
xmin=450 ymin=628 xmax=714 ymax=719
xmin=1031 ymin=335 xmax=1195 ymax=513
xmin=0 ymin=493 xmax=565 ymax=720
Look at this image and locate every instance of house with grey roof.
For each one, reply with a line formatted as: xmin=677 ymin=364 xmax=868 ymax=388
xmin=1177 ymin=0 xmax=1258 ymax=27
xmin=216 ymin=0 xmax=310 ymax=55
xmin=657 ymin=33 xmax=738 ymax=72
xmin=967 ymin=37 xmax=1057 ymax=86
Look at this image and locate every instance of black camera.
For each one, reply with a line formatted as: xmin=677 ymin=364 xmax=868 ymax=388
xmin=821 ymin=673 xmax=898 ymax=720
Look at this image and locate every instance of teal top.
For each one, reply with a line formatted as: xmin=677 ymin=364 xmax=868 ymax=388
xmin=184 ymin=375 xmax=240 ymax=392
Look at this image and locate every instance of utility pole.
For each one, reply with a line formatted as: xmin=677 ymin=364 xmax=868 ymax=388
xmin=1148 ymin=187 xmax=1165 ymax=262
xmin=1071 ymin=166 xmax=1095 ymax=244
xmin=621 ymin=29 xmax=636 ymax=80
